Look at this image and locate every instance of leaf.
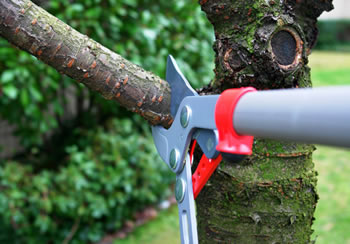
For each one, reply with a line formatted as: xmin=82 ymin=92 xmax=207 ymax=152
xmin=1 ymin=70 xmax=15 ymax=84
xmin=70 ymin=3 xmax=84 ymax=12
xmin=20 ymin=90 xmax=29 ymax=106
xmin=143 ymin=29 xmax=157 ymax=41
xmin=29 ymin=86 xmax=43 ymax=102
xmin=3 ymin=84 xmax=18 ymax=99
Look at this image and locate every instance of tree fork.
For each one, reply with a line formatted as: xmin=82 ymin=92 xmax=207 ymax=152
xmin=0 ymin=0 xmax=172 ymax=127
xmin=196 ymin=0 xmax=333 ymax=243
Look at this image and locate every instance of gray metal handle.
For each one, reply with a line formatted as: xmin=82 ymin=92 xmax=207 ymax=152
xmin=175 ymin=154 xmax=198 ymax=244
xmin=234 ymin=86 xmax=350 ymax=148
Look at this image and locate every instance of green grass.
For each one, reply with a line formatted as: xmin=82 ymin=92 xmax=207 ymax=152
xmin=309 ymin=51 xmax=350 ymax=87
xmin=309 ymin=51 xmax=350 ymax=244
xmin=312 ymin=146 xmax=350 ymax=244
xmin=118 ymin=51 xmax=350 ymax=244
xmin=115 ymin=206 xmax=180 ymax=244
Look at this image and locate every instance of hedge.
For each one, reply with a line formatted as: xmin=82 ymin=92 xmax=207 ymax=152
xmin=0 ymin=0 xmax=214 ymax=242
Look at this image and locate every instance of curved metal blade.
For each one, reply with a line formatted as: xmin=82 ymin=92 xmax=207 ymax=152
xmin=166 ymin=55 xmax=198 ymax=117
xmin=152 ymin=125 xmax=169 ymax=163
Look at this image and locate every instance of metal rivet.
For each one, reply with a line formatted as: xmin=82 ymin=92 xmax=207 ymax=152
xmin=206 ymin=137 xmax=214 ymax=152
xmin=180 ymin=106 xmax=191 ymax=128
xmin=170 ymin=148 xmax=179 ymax=169
xmin=175 ymin=178 xmax=186 ymax=203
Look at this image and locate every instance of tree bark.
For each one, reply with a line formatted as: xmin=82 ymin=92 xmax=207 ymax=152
xmin=196 ymin=0 xmax=333 ymax=243
xmin=0 ymin=0 xmax=172 ymax=128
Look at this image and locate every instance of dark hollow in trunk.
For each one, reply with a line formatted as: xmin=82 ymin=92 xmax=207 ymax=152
xmin=271 ymin=30 xmax=297 ymax=66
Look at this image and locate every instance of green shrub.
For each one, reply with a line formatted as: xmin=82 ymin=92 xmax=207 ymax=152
xmin=315 ymin=20 xmax=350 ymax=52
xmin=0 ymin=117 xmax=174 ymax=243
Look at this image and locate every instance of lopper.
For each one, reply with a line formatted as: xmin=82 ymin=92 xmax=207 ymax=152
xmin=152 ymin=55 xmax=350 ymax=244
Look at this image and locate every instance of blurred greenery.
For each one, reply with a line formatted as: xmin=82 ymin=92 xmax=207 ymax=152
xmin=0 ymin=0 xmax=214 ymax=243
xmin=312 ymin=146 xmax=350 ymax=244
xmin=315 ymin=20 xmax=350 ymax=52
xmin=0 ymin=117 xmax=174 ymax=243
xmin=309 ymin=51 xmax=350 ymax=244
xmin=309 ymin=51 xmax=350 ymax=86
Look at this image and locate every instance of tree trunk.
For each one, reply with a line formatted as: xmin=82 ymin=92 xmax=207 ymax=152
xmin=0 ymin=0 xmax=172 ymax=128
xmin=196 ymin=0 xmax=333 ymax=243
xmin=0 ymin=0 xmax=334 ymax=243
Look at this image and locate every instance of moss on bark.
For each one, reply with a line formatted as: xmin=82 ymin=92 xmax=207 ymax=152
xmin=196 ymin=139 xmax=318 ymax=243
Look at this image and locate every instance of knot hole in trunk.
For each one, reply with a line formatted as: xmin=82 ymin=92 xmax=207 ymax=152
xmin=270 ymin=28 xmax=303 ymax=70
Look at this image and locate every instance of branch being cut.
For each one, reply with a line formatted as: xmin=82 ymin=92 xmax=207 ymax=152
xmin=0 ymin=0 xmax=173 ymax=127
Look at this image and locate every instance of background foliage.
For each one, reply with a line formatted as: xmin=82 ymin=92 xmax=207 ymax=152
xmin=0 ymin=0 xmax=214 ymax=243
xmin=315 ymin=20 xmax=350 ymax=52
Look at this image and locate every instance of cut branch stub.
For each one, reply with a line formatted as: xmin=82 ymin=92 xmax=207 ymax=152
xmin=270 ymin=27 xmax=303 ymax=70
xmin=271 ymin=30 xmax=297 ymax=66
xmin=201 ymin=0 xmax=333 ymax=90
xmin=271 ymin=30 xmax=296 ymax=65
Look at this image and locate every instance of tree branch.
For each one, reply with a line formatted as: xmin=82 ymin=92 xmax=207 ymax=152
xmin=0 ymin=0 xmax=173 ymax=127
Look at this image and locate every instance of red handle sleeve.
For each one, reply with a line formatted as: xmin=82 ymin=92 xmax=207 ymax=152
xmin=215 ymin=87 xmax=256 ymax=155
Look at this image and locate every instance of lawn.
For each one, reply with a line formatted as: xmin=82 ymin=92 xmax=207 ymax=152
xmin=116 ymin=206 xmax=180 ymax=244
xmin=118 ymin=51 xmax=350 ymax=244
xmin=309 ymin=51 xmax=350 ymax=244
xmin=312 ymin=146 xmax=350 ymax=244
xmin=309 ymin=51 xmax=350 ymax=86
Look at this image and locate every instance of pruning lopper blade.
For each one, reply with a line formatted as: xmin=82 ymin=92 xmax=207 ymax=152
xmin=166 ymin=55 xmax=198 ymax=117
xmin=152 ymin=55 xmax=255 ymax=244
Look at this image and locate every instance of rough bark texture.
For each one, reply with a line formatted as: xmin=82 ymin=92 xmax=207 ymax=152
xmin=196 ymin=0 xmax=333 ymax=243
xmin=0 ymin=0 xmax=172 ymax=127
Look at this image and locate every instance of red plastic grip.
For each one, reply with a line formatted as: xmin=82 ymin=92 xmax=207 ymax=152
xmin=215 ymin=87 xmax=256 ymax=155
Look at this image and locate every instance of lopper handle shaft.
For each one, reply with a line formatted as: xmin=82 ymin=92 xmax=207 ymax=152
xmin=233 ymin=86 xmax=350 ymax=148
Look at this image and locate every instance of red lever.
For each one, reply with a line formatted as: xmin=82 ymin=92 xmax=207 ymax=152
xmin=215 ymin=87 xmax=256 ymax=155
xmin=190 ymin=139 xmax=222 ymax=199
xmin=192 ymin=153 xmax=222 ymax=199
